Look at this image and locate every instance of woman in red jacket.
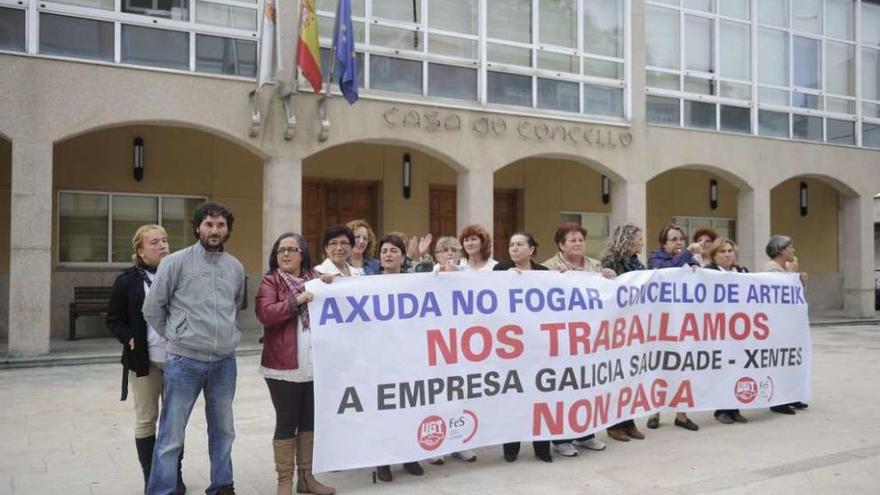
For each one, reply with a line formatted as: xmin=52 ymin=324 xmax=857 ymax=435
xmin=256 ymin=232 xmax=335 ymax=495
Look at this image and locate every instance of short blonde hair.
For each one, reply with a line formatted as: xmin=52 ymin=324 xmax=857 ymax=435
xmin=131 ymin=224 xmax=168 ymax=263
xmin=708 ymin=237 xmax=738 ymax=263
xmin=434 ymin=236 xmax=462 ymax=253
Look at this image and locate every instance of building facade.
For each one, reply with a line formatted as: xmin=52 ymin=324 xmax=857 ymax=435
xmin=1 ymin=0 xmax=878 ymax=357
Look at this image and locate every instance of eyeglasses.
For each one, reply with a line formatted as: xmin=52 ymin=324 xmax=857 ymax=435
xmin=277 ymin=246 xmax=302 ymax=254
xmin=327 ymin=240 xmax=351 ymax=248
xmin=666 ymin=236 xmax=683 ymax=242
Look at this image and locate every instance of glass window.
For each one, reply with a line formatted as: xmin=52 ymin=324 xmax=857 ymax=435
xmin=52 ymin=0 xmax=114 ymax=10
xmin=487 ymin=71 xmax=532 ymax=107
xmin=758 ymin=110 xmax=789 ymax=137
xmin=825 ymin=0 xmax=854 ymax=40
xmin=584 ymin=0 xmax=624 ymax=58
xmin=863 ymin=48 xmax=880 ymax=101
xmin=112 ymin=196 xmax=158 ymax=262
xmin=429 ymin=0 xmax=477 ymax=34
xmin=374 ymin=0 xmax=420 ymax=22
xmin=758 ymin=29 xmax=788 ymax=86
xmin=684 ymin=75 xmax=715 ymax=94
xmin=647 ymin=96 xmax=681 ymax=125
xmin=487 ymin=43 xmax=531 ymax=67
xmin=864 ymin=0 xmax=880 ymax=47
xmin=646 ymin=6 xmax=680 ymax=69
xmin=539 ymin=0 xmax=576 ymax=48
xmin=863 ymin=122 xmax=880 ymax=148
xmin=759 ymin=87 xmax=789 ymax=105
xmin=793 ymin=36 xmax=820 ymax=89
xmin=370 ymin=56 xmax=422 ymax=94
xmin=123 ymin=0 xmax=189 ymax=21
xmin=317 ymin=0 xmax=365 ymax=16
xmin=537 ymin=78 xmax=579 ymax=112
xmin=372 ymin=25 xmax=422 ymax=51
xmin=719 ymin=0 xmax=749 ymax=20
xmin=429 ymin=33 xmax=477 ymax=59
xmin=793 ymin=91 xmax=820 ymax=109
xmin=427 ymin=63 xmax=477 ymax=101
xmin=684 ymin=100 xmax=716 ymax=129
xmin=720 ymin=21 xmax=750 ymax=80
xmin=647 ymin=70 xmax=680 ymax=90
xmin=864 ymin=102 xmax=880 ymax=118
xmin=0 ymin=7 xmax=26 ymax=53
xmin=40 ymin=14 xmax=114 ymax=62
xmin=826 ymin=41 xmax=854 ymax=96
xmin=686 ymin=15 xmax=713 ymax=72
xmin=195 ymin=1 xmax=256 ymax=30
xmin=584 ymin=58 xmax=623 ymax=80
xmin=59 ymin=193 xmax=109 ymax=263
xmin=196 ymin=35 xmax=257 ymax=77
xmin=318 ymin=15 xmax=366 ymax=43
xmin=826 ymin=119 xmax=855 ymax=145
xmin=122 ymin=25 xmax=189 ymax=70
xmin=720 ymin=105 xmax=750 ymax=133
xmin=684 ymin=0 xmax=712 ymax=12
xmin=488 ymin=0 xmax=531 ymax=43
xmin=162 ymin=197 xmax=205 ymax=252
xmin=792 ymin=0 xmax=821 ymax=34
xmin=826 ymin=96 xmax=855 ymax=113
xmin=792 ymin=114 xmax=822 ymax=141
xmin=758 ymin=0 xmax=787 ymax=27
xmin=537 ymin=51 xmax=578 ymax=73
xmin=720 ymin=81 xmax=750 ymax=99
xmin=583 ymin=84 xmax=623 ymax=118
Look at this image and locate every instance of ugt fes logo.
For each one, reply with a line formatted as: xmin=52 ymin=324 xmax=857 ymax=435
xmin=734 ymin=376 xmax=774 ymax=404
xmin=417 ymin=410 xmax=479 ymax=451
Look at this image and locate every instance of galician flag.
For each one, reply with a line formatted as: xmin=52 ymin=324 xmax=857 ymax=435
xmin=258 ymin=0 xmax=283 ymax=86
xmin=297 ymin=0 xmax=322 ymax=92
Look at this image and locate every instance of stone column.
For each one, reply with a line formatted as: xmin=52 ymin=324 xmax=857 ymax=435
xmin=262 ymin=156 xmax=302 ymax=270
xmin=457 ymin=169 xmax=493 ymax=232
xmin=610 ymin=180 xmax=647 ymax=254
xmin=736 ymin=186 xmax=771 ymax=273
xmin=629 ymin=0 xmax=647 ymax=125
xmin=840 ymin=193 xmax=875 ymax=317
xmin=8 ymin=137 xmax=52 ymax=357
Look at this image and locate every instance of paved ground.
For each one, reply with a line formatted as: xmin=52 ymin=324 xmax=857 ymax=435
xmin=1 ymin=324 xmax=879 ymax=495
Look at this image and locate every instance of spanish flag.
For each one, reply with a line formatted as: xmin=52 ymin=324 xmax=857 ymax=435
xmin=297 ymin=0 xmax=322 ymax=93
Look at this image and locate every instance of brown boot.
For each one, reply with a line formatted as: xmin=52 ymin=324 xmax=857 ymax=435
xmin=296 ymin=432 xmax=336 ymax=495
xmin=623 ymin=425 xmax=645 ymax=440
xmin=273 ymin=438 xmax=296 ymax=495
xmin=606 ymin=428 xmax=630 ymax=442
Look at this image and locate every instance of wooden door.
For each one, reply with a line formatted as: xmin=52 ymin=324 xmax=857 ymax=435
xmin=428 ymin=186 xmax=522 ymax=261
xmin=302 ymin=180 xmax=379 ymax=257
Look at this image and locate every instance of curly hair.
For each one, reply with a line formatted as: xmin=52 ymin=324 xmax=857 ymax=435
xmin=192 ymin=201 xmax=234 ymax=240
xmin=458 ymin=224 xmax=492 ymax=261
xmin=603 ymin=223 xmax=642 ymax=261
xmin=346 ymin=219 xmax=377 ymax=258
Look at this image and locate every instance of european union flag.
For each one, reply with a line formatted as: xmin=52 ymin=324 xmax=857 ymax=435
xmin=333 ymin=0 xmax=358 ymax=104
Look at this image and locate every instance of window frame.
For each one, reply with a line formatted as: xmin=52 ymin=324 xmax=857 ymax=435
xmin=56 ymin=190 xmax=208 ymax=268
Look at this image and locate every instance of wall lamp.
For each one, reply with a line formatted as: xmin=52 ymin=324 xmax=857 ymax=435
xmin=601 ymin=175 xmax=610 ymax=204
xmin=402 ymin=153 xmax=412 ymax=199
xmin=709 ymin=179 xmax=718 ymax=210
xmin=799 ymin=181 xmax=808 ymax=217
xmin=133 ymin=137 xmax=144 ymax=182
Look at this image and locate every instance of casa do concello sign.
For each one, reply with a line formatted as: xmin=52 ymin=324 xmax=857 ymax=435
xmin=382 ymin=106 xmax=633 ymax=148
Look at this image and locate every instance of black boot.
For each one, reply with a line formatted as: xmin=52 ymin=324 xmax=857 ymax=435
xmin=135 ymin=436 xmax=156 ymax=493
xmin=175 ymin=446 xmax=186 ymax=494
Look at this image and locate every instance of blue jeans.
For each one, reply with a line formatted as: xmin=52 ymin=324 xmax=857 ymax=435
xmin=147 ymin=353 xmax=237 ymax=495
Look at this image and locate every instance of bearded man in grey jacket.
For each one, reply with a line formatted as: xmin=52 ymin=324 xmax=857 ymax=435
xmin=143 ymin=201 xmax=245 ymax=495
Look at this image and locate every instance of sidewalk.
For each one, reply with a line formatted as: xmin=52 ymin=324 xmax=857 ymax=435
xmin=0 ymin=323 xmax=879 ymax=494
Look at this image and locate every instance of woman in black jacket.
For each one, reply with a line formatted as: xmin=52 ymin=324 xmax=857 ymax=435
xmin=495 ymin=232 xmax=553 ymax=463
xmin=106 ymin=224 xmax=184 ymax=494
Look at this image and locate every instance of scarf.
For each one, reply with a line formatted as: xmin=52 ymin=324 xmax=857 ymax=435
xmin=277 ymin=268 xmax=311 ymax=330
xmin=134 ymin=260 xmax=157 ymax=288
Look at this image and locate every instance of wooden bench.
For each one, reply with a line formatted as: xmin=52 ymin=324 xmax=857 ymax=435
xmin=68 ymin=286 xmax=113 ymax=341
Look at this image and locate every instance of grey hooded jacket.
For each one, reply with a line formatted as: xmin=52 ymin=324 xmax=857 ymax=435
xmin=143 ymin=241 xmax=246 ymax=361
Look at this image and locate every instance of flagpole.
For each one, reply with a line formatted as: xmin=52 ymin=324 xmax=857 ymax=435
xmin=317 ymin=0 xmax=340 ymax=141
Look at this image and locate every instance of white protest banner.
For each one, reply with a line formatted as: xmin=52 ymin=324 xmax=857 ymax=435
xmin=308 ymin=268 xmax=811 ymax=473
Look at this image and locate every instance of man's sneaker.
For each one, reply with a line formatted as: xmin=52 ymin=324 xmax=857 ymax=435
xmin=553 ymin=442 xmax=578 ymax=457
xmin=573 ymin=437 xmax=607 ymax=451
xmin=451 ymin=450 xmax=477 ymax=462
